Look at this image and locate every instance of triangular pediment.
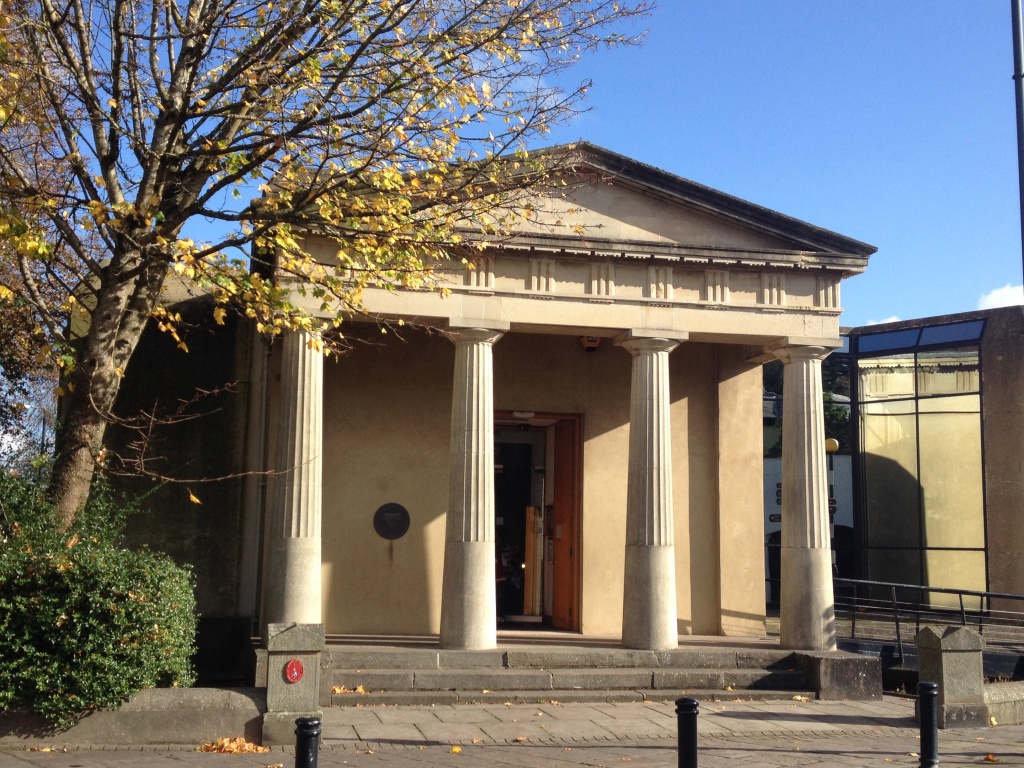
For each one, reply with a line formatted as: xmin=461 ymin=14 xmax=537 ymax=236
xmin=498 ymin=143 xmax=875 ymax=274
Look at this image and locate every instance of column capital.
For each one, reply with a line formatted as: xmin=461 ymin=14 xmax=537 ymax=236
xmin=773 ymin=345 xmax=832 ymax=365
xmin=444 ymin=327 xmax=504 ymax=346
xmin=619 ymin=336 xmax=681 ymax=356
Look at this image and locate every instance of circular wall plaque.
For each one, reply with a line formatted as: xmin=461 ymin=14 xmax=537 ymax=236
xmin=285 ymin=658 xmax=304 ymax=683
xmin=373 ymin=503 xmax=410 ymax=540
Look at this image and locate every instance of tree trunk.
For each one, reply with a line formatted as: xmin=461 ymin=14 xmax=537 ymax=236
xmin=48 ymin=248 xmax=166 ymax=529
xmin=50 ymin=387 xmax=107 ymax=530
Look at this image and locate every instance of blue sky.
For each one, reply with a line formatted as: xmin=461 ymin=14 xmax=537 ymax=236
xmin=540 ymin=1 xmax=1024 ymax=327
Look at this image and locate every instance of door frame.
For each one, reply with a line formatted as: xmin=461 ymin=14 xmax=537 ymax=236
xmin=495 ymin=410 xmax=583 ymax=632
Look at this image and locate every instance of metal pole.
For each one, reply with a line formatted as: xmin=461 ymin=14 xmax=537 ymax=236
xmin=1012 ymin=0 xmax=1024 ymax=273
xmin=675 ymin=697 xmax=699 ymax=768
xmin=918 ymin=681 xmax=939 ymax=768
xmin=294 ymin=716 xmax=321 ymax=768
xmin=892 ymin=586 xmax=904 ymax=662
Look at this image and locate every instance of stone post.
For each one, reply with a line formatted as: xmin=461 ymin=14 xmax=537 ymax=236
xmin=775 ymin=345 xmax=836 ymax=651
xmin=263 ymin=330 xmax=324 ymax=626
xmin=261 ymin=623 xmax=325 ymax=745
xmin=916 ymin=626 xmax=989 ymax=728
xmin=440 ymin=327 xmax=503 ymax=649
xmin=620 ymin=337 xmax=680 ymax=651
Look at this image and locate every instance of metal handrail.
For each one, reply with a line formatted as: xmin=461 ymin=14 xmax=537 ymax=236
xmin=766 ymin=576 xmax=1024 ymax=659
xmin=832 ymin=577 xmax=1024 ymax=660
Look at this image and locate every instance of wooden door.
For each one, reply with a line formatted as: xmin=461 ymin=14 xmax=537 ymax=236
xmin=551 ymin=418 xmax=581 ymax=630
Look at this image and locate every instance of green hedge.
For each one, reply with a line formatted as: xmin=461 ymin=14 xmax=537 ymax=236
xmin=0 ymin=472 xmax=196 ymax=729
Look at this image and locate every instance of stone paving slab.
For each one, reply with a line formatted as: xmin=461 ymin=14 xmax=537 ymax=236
xmin=4 ymin=696 xmax=1024 ymax=767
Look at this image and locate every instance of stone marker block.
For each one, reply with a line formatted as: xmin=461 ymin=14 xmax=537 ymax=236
xmin=262 ymin=623 xmax=325 ymax=746
xmin=915 ymin=626 xmax=989 ymax=728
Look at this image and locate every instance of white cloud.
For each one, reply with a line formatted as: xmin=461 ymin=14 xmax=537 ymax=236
xmin=865 ymin=315 xmax=902 ymax=326
xmin=978 ymin=284 xmax=1024 ymax=310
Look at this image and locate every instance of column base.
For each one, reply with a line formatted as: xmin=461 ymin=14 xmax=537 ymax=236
xmin=622 ymin=544 xmax=678 ymax=650
xmin=780 ymin=546 xmax=836 ymax=651
xmin=440 ymin=540 xmax=496 ymax=649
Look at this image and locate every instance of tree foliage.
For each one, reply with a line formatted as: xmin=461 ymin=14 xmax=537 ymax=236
xmin=0 ymin=0 xmax=647 ymax=525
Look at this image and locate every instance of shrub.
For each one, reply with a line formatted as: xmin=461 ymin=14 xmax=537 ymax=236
xmin=0 ymin=471 xmax=196 ymax=729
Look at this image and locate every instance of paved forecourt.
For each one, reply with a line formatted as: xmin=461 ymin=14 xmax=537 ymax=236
xmin=3 ymin=696 xmax=1024 ymax=767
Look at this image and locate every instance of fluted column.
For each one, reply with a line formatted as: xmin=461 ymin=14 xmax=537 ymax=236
xmin=776 ymin=345 xmax=837 ymax=651
xmin=621 ymin=337 xmax=680 ymax=650
xmin=262 ymin=329 xmax=324 ymax=626
xmin=440 ymin=327 xmax=503 ymax=649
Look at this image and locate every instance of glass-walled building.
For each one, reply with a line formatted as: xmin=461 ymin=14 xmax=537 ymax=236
xmin=847 ymin=307 xmax=1024 ymax=607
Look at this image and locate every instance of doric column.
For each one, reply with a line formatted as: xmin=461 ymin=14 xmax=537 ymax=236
xmin=262 ymin=329 xmax=324 ymax=626
xmin=440 ymin=327 xmax=503 ymax=649
xmin=775 ymin=345 xmax=837 ymax=651
xmin=620 ymin=337 xmax=680 ymax=650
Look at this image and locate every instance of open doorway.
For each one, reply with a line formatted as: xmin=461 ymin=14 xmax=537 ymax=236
xmin=494 ymin=412 xmax=581 ymax=631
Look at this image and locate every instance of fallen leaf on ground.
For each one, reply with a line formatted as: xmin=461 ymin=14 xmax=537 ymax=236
xmin=266 ymin=763 xmax=284 ymax=768
xmin=908 ymin=753 xmax=919 ymax=758
xmin=450 ymin=746 xmax=462 ymax=754
xmin=792 ymin=695 xmax=811 ymax=702
xmin=514 ymin=736 xmax=527 ymax=742
xmin=472 ymin=738 xmax=484 ymax=743
xmin=25 ymin=747 xmax=55 ymax=752
xmin=984 ymin=755 xmax=1002 ymax=763
xmin=199 ymin=737 xmax=269 ymax=754
xmin=482 ymin=689 xmax=491 ymax=693
xmin=990 ymin=716 xmax=999 ymax=726
xmin=332 ymin=684 xmax=368 ymax=694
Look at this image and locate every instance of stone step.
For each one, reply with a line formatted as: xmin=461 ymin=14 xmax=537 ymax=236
xmin=331 ymin=667 xmax=807 ymax=694
xmin=327 ymin=646 xmax=798 ymax=671
xmin=329 ymin=687 xmax=818 ymax=707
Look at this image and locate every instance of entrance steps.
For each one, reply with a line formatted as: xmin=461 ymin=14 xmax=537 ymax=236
xmin=328 ymin=645 xmax=815 ymax=707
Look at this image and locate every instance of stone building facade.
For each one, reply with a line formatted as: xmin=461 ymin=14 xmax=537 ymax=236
xmin=121 ymin=143 xmax=875 ymax=653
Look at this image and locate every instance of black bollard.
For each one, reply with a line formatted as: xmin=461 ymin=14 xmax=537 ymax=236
xmin=294 ymin=716 xmax=321 ymax=768
xmin=918 ymin=681 xmax=939 ymax=768
xmin=675 ymin=696 xmax=699 ymax=768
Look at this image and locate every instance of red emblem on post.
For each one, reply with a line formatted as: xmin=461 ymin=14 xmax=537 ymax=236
xmin=285 ymin=658 xmax=304 ymax=683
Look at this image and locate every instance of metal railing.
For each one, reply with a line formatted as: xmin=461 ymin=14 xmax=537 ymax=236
xmin=766 ymin=576 xmax=1024 ymax=661
xmin=832 ymin=578 xmax=1024 ymax=661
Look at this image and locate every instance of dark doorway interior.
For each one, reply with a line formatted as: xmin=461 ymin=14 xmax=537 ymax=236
xmin=495 ymin=441 xmax=532 ymax=617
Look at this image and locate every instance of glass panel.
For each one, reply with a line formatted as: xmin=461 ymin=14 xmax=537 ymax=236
xmin=921 ymin=550 xmax=986 ymax=610
xmin=865 ymin=548 xmax=921 ymax=604
xmin=862 ymin=399 xmax=915 ymax=416
xmin=918 ymin=394 xmax=980 ymax=413
xmin=861 ymin=411 xmax=919 ymax=548
xmin=857 ymin=328 xmax=921 ymax=353
xmin=918 ymin=405 xmax=984 ymax=548
xmin=918 ymin=320 xmax=985 ymax=346
xmin=858 ymin=353 xmax=916 ymax=401
xmin=916 ymin=348 xmax=980 ymax=396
